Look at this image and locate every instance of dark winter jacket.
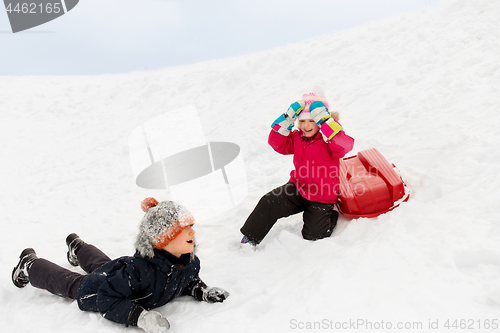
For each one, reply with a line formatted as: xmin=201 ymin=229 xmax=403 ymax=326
xmin=77 ymin=249 xmax=202 ymax=326
xmin=268 ymin=128 xmax=354 ymax=204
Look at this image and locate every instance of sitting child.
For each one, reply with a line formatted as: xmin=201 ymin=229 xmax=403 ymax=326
xmin=240 ymin=92 xmax=355 ymax=247
xmin=12 ymin=198 xmax=229 ymax=332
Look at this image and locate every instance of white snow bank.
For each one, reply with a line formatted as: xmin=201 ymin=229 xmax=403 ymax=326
xmin=1 ymin=0 xmax=499 ymax=332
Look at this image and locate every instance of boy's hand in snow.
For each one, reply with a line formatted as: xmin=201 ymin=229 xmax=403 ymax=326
xmin=191 ymin=283 xmax=230 ymax=303
xmin=137 ymin=310 xmax=170 ymax=333
xmin=271 ymin=100 xmax=305 ymax=136
xmin=201 ymin=286 xmax=230 ymax=303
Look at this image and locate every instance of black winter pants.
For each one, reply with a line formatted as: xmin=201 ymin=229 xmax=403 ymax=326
xmin=29 ymin=244 xmax=111 ymax=299
xmin=240 ymin=182 xmax=339 ymax=244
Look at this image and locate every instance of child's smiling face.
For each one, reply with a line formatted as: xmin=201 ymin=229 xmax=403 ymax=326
xmin=298 ymin=119 xmax=320 ymax=138
xmin=162 ymin=224 xmax=196 ymax=258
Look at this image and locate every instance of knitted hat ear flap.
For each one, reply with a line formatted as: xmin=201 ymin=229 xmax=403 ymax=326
xmin=135 ymin=197 xmax=159 ymax=258
xmin=189 ymin=240 xmax=197 ymax=262
xmin=135 ymin=231 xmax=155 ymax=258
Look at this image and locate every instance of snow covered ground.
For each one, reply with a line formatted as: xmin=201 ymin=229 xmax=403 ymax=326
xmin=1 ymin=0 xmax=500 ymax=332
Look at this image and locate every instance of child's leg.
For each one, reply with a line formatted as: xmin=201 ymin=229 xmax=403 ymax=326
xmin=301 ymin=201 xmax=338 ymax=240
xmin=76 ymin=244 xmax=111 ymax=274
xmin=29 ymin=259 xmax=86 ymax=299
xmin=240 ymin=182 xmax=304 ymax=244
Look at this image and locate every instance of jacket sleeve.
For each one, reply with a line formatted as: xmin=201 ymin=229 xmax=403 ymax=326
xmin=327 ymin=131 xmax=355 ymax=158
xmin=96 ymin=262 xmax=146 ymax=326
xmin=182 ymin=276 xmax=207 ymax=301
xmin=268 ymin=129 xmax=295 ymax=155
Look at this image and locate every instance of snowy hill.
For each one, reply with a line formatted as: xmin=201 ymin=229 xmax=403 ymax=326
xmin=1 ymin=0 xmax=499 ymax=332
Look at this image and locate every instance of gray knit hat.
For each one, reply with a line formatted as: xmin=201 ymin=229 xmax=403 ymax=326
xmin=135 ymin=198 xmax=195 ymax=258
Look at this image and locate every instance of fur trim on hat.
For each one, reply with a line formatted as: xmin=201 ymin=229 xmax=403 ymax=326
xmin=135 ymin=200 xmax=195 ymax=258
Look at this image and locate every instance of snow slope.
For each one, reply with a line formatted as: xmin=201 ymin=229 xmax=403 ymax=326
xmin=1 ymin=0 xmax=499 ymax=332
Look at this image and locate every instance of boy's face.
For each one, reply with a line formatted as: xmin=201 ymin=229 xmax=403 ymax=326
xmin=162 ymin=224 xmax=195 ymax=258
xmin=298 ymin=119 xmax=320 ymax=138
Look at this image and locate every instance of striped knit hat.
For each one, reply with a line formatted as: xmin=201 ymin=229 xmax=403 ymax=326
xmin=135 ymin=198 xmax=195 ymax=258
xmin=298 ymin=92 xmax=330 ymax=120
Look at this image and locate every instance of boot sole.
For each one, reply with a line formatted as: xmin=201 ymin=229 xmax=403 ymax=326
xmin=12 ymin=248 xmax=36 ymax=288
xmin=66 ymin=233 xmax=81 ymax=266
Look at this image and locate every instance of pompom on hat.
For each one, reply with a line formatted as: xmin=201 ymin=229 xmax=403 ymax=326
xmin=141 ymin=197 xmax=159 ymax=212
xmin=136 ymin=198 xmax=195 ymax=258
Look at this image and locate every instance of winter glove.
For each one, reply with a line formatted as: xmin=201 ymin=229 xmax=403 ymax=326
xmin=190 ymin=282 xmax=229 ymax=303
xmin=309 ymin=101 xmax=343 ymax=140
xmin=271 ymin=100 xmax=305 ymax=136
xmin=137 ymin=310 xmax=170 ymax=333
xmin=201 ymin=286 xmax=230 ymax=303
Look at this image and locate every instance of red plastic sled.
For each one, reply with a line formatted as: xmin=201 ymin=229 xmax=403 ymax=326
xmin=337 ymin=148 xmax=409 ymax=218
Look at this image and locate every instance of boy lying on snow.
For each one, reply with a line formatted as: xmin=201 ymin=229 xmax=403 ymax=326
xmin=12 ymin=198 xmax=229 ymax=332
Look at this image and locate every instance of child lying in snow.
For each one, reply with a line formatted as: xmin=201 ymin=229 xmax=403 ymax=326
xmin=240 ymin=92 xmax=355 ymax=247
xmin=12 ymin=198 xmax=229 ymax=332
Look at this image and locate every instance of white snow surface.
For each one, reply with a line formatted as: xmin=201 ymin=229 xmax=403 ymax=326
xmin=1 ymin=0 xmax=500 ymax=332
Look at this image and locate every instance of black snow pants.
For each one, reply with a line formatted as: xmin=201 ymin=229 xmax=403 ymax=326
xmin=240 ymin=182 xmax=339 ymax=244
xmin=29 ymin=243 xmax=111 ymax=299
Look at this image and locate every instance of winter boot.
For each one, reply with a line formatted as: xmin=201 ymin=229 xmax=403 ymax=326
xmin=12 ymin=248 xmax=38 ymax=288
xmin=239 ymin=235 xmax=257 ymax=251
xmin=66 ymin=233 xmax=85 ymax=267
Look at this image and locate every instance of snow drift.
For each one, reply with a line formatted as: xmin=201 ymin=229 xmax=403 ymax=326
xmin=1 ymin=0 xmax=499 ymax=332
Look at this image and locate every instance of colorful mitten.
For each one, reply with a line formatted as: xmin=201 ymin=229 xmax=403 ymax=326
xmin=310 ymin=101 xmax=343 ymax=140
xmin=271 ymin=100 xmax=305 ymax=136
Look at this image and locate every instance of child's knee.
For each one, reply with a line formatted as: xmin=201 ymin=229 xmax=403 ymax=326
xmin=302 ymin=227 xmax=333 ymax=241
xmin=302 ymin=210 xmax=338 ymax=240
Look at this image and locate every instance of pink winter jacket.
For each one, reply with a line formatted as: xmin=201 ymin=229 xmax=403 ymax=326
xmin=268 ymin=128 xmax=355 ymax=204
